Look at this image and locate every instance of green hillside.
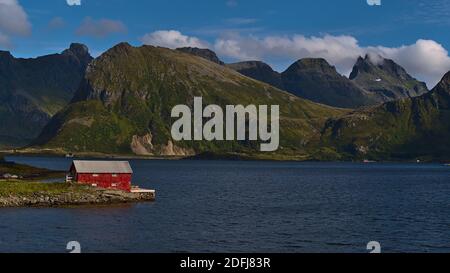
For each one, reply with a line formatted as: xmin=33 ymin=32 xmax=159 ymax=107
xmin=321 ymin=71 xmax=450 ymax=161
xmin=29 ymin=43 xmax=450 ymax=161
xmin=32 ymin=43 xmax=346 ymax=158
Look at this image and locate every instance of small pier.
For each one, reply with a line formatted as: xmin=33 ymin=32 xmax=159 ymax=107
xmin=131 ymin=186 xmax=156 ymax=201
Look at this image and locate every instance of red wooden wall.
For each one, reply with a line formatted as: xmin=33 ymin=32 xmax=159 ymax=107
xmin=75 ymin=173 xmax=132 ymax=192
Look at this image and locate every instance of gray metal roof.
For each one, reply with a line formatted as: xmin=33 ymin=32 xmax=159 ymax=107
xmin=72 ymin=160 xmax=133 ymax=174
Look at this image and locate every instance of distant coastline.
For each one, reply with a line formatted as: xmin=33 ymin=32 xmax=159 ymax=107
xmin=3 ymin=149 xmax=450 ymax=164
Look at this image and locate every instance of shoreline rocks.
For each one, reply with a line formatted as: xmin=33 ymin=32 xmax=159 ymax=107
xmin=0 ymin=187 xmax=155 ymax=208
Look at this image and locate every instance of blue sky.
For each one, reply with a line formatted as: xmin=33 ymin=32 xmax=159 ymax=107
xmin=1 ymin=0 xmax=450 ymax=87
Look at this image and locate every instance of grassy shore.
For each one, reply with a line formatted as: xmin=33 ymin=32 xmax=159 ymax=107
xmin=0 ymin=158 xmax=154 ymax=207
xmin=0 ymin=180 xmax=86 ymax=197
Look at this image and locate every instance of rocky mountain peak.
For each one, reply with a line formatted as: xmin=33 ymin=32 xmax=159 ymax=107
xmin=441 ymin=71 xmax=450 ymax=84
xmin=279 ymin=58 xmax=376 ymax=108
xmin=62 ymin=43 xmax=93 ymax=67
xmin=433 ymin=71 xmax=450 ymax=93
xmin=0 ymin=50 xmax=13 ymax=59
xmin=176 ymin=47 xmax=224 ymax=65
xmin=64 ymin=43 xmax=89 ymax=56
xmin=228 ymin=60 xmax=270 ymax=70
xmin=350 ymin=54 xmax=385 ymax=79
xmin=350 ymin=53 xmax=409 ymax=80
xmin=105 ymin=42 xmax=133 ymax=56
xmin=349 ymin=57 xmax=368 ymax=79
xmin=0 ymin=43 xmax=94 ymax=148
xmin=0 ymin=51 xmax=14 ymax=69
xmin=285 ymin=58 xmax=337 ymax=74
xmin=365 ymin=53 xmax=385 ymax=65
xmin=349 ymin=53 xmax=428 ymax=100
xmin=226 ymin=61 xmax=284 ymax=89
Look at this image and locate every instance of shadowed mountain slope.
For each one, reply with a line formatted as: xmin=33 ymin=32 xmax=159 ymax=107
xmin=0 ymin=43 xmax=92 ymax=148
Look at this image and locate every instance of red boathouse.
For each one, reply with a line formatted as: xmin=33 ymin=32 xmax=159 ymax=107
xmin=67 ymin=160 xmax=133 ymax=192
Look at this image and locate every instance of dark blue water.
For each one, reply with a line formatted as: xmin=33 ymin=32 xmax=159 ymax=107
xmin=1 ymin=156 xmax=450 ymax=253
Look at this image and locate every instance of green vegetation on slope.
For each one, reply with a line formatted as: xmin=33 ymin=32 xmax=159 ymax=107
xmin=33 ymin=43 xmax=347 ymax=157
xmin=35 ymin=100 xmax=136 ymax=154
xmin=30 ymin=43 xmax=450 ymax=161
xmin=321 ymin=72 xmax=450 ymax=161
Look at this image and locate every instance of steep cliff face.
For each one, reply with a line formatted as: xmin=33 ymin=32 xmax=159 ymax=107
xmin=0 ymin=43 xmax=93 ymax=148
xmin=33 ymin=43 xmax=346 ymax=156
xmin=350 ymin=54 xmax=429 ymax=101
xmin=130 ymin=133 xmax=195 ymax=156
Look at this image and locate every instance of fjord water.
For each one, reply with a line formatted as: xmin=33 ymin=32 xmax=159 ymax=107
xmin=1 ymin=157 xmax=450 ymax=253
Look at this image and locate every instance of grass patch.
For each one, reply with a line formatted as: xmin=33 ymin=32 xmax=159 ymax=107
xmin=0 ymin=181 xmax=88 ymax=197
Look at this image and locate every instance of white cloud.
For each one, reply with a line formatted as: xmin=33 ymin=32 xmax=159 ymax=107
xmin=66 ymin=0 xmax=81 ymax=6
xmin=139 ymin=29 xmax=450 ymax=88
xmin=140 ymin=30 xmax=208 ymax=49
xmin=0 ymin=0 xmax=31 ymax=36
xmin=214 ymin=34 xmax=364 ymax=76
xmin=0 ymin=32 xmax=11 ymax=49
xmin=76 ymin=17 xmax=126 ymax=38
xmin=212 ymin=33 xmax=450 ymax=88
xmin=368 ymin=40 xmax=450 ymax=87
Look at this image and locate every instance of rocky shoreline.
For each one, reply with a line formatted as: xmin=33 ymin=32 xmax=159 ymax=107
xmin=0 ymin=184 xmax=155 ymax=208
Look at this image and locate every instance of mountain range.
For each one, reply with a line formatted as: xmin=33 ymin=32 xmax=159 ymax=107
xmin=181 ymin=48 xmax=429 ymax=108
xmin=1 ymin=43 xmax=449 ymax=161
xmin=0 ymin=43 xmax=92 ymax=148
xmin=32 ymin=43 xmax=345 ymax=158
xmin=227 ymin=55 xmax=429 ymax=108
